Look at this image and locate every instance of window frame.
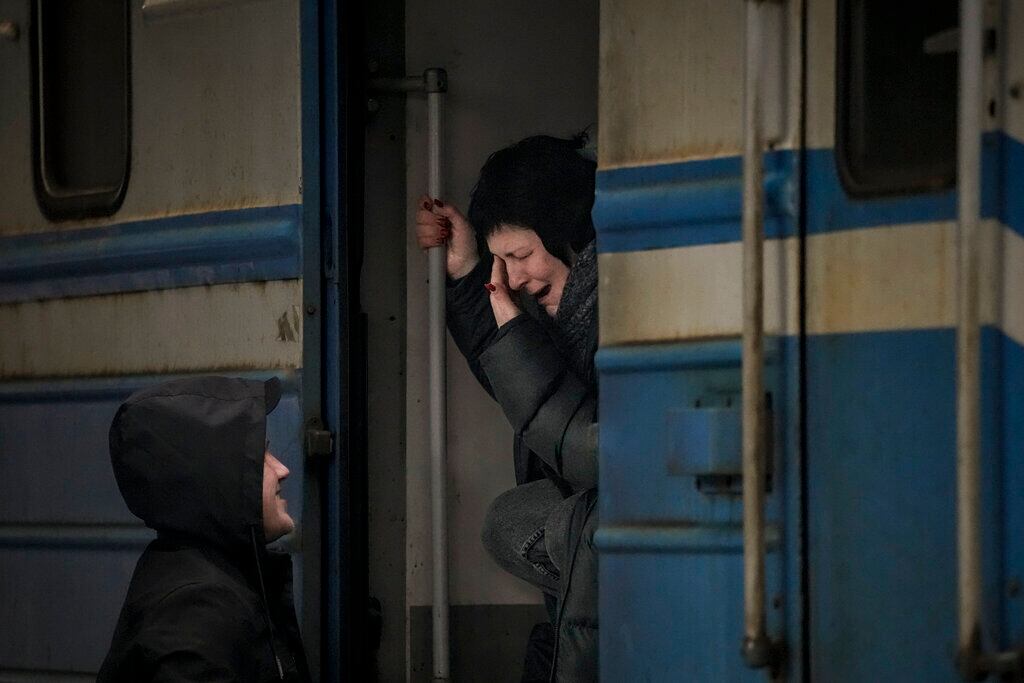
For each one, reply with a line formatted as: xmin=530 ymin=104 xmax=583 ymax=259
xmin=834 ymin=0 xmax=958 ymax=198
xmin=30 ymin=0 xmax=132 ymax=221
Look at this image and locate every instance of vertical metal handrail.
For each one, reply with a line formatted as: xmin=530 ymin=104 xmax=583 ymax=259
xmin=956 ymin=0 xmax=984 ymax=678
xmin=369 ymin=67 xmax=450 ymax=682
xmin=955 ymin=2 xmax=1022 ymax=678
xmin=741 ymin=0 xmax=771 ymax=670
xmin=424 ymin=68 xmax=451 ymax=683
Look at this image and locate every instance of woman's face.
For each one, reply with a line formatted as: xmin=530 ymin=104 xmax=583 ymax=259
xmin=487 ymin=225 xmax=570 ymax=317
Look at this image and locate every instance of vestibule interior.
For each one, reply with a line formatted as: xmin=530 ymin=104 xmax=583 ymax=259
xmin=362 ymin=0 xmax=598 ymax=679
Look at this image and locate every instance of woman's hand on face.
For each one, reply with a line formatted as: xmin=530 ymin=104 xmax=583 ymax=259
xmin=415 ymin=195 xmax=479 ymax=279
xmin=487 ymin=256 xmax=523 ymax=327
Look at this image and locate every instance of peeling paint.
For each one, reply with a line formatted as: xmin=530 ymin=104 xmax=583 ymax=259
xmin=0 ymin=280 xmax=303 ymax=378
xmin=276 ymin=305 xmax=302 ymax=342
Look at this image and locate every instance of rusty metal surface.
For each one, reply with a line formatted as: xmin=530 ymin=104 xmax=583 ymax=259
xmin=0 ymin=279 xmax=303 ymax=378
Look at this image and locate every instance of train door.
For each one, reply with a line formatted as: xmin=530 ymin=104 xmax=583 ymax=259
xmin=0 ymin=0 xmax=355 ymax=678
xmin=802 ymin=1 xmax=1024 ymax=679
xmin=594 ymin=1 xmax=805 ymax=679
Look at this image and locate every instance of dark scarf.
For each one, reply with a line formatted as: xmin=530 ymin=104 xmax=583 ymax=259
xmin=542 ymin=239 xmax=598 ymax=387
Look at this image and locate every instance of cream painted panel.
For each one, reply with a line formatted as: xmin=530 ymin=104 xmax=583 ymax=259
xmin=0 ymin=280 xmax=302 ymax=378
xmin=1003 ymin=227 xmax=1024 ymax=348
xmin=598 ymin=239 xmax=799 ymax=345
xmin=1 ymin=0 xmax=301 ymax=236
xmin=806 ymin=223 xmax=955 ymax=334
xmin=599 ymin=0 xmax=798 ymax=169
xmin=598 ymin=221 xmax=1015 ymax=344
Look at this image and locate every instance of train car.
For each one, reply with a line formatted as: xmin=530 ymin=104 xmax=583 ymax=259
xmin=2 ymin=0 xmax=1021 ymax=681
xmin=595 ymin=0 xmax=1024 ymax=680
xmin=0 ymin=0 xmax=356 ymax=679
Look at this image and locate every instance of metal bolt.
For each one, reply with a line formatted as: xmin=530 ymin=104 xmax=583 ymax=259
xmin=367 ymin=98 xmax=380 ymax=114
xmin=0 ymin=20 xmax=19 ymax=42
xmin=306 ymin=304 xmax=317 ymax=315
xmin=1008 ymin=578 xmax=1021 ymax=598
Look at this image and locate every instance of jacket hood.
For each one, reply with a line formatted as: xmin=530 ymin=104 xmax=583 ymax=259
xmin=110 ymin=376 xmax=281 ymax=549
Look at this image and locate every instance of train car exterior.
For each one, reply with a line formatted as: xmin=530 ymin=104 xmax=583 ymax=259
xmin=3 ymin=0 xmax=1023 ymax=680
xmin=0 ymin=0 xmax=356 ymax=679
xmin=595 ymin=0 xmax=1024 ymax=680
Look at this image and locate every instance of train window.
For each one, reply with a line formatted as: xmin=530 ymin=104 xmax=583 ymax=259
xmin=835 ymin=0 xmax=957 ymax=196
xmin=32 ymin=0 xmax=131 ymax=220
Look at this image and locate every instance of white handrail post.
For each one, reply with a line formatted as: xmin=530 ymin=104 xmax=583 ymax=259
xmin=425 ymin=67 xmax=451 ymax=683
xmin=956 ymin=1 xmax=985 ymax=679
xmin=741 ymin=0 xmax=770 ymax=670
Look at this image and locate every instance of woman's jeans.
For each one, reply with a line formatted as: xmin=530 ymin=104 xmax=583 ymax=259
xmin=481 ymin=479 xmax=575 ymax=598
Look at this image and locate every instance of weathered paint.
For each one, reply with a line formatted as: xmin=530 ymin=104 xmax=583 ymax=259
xmin=805 ymin=220 xmax=1005 ymax=337
xmin=596 ymin=337 xmax=796 ymax=681
xmin=598 ymin=0 xmax=798 ymax=170
xmin=0 ymin=0 xmax=301 ymax=236
xmin=0 ymin=280 xmax=303 ymax=378
xmin=598 ymin=220 xmax=1020 ymax=346
xmin=1009 ymin=2 xmax=1024 ymax=143
xmin=0 ymin=376 xmax=303 ymax=674
xmin=598 ymin=238 xmax=799 ymax=345
xmin=805 ymin=0 xmax=1005 ymax=151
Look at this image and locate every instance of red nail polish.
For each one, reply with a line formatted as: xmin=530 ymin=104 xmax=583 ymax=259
xmin=439 ymin=217 xmax=451 ymax=228
xmin=484 ymin=283 xmax=496 ymax=292
xmin=434 ymin=199 xmax=444 ymax=207
xmin=422 ymin=200 xmax=432 ymax=210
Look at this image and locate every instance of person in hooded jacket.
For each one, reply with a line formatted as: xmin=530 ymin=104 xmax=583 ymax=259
xmin=414 ymin=134 xmax=599 ymax=682
xmin=98 ymin=376 xmax=310 ymax=682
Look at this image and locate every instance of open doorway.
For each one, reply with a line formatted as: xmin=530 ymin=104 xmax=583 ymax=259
xmin=362 ymin=1 xmax=598 ymax=679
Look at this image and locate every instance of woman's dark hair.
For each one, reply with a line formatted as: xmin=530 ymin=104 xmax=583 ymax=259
xmin=468 ymin=132 xmax=596 ymax=264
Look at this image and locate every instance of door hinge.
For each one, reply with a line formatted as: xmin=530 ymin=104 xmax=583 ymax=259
xmin=305 ymin=424 xmax=334 ymax=459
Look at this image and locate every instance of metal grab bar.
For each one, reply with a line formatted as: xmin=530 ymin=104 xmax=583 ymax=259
xmin=954 ymin=3 xmax=1021 ymax=680
xmin=425 ymin=68 xmax=451 ymax=683
xmin=370 ymin=67 xmax=451 ymax=682
xmin=741 ymin=0 xmax=771 ymax=670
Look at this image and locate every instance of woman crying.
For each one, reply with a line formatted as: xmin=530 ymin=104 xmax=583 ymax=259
xmin=415 ymin=133 xmax=599 ymax=682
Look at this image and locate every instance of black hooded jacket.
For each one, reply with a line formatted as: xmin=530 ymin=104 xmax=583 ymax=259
xmin=98 ymin=376 xmax=310 ymax=682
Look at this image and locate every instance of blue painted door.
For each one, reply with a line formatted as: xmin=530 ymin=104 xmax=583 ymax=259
xmin=802 ymin=2 xmax=1024 ymax=676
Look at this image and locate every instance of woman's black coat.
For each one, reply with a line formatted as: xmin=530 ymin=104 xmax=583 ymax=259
xmin=447 ymin=253 xmax=599 ymax=682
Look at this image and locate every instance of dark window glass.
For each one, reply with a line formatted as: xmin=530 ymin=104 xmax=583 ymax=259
xmin=836 ymin=0 xmax=957 ymax=196
xmin=33 ymin=0 xmax=131 ymax=220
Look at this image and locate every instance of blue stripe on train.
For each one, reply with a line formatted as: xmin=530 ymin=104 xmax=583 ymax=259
xmin=594 ymin=132 xmax=1023 ymax=253
xmin=0 ymin=204 xmax=302 ymax=303
xmin=803 ymin=327 xmax=1022 ymax=680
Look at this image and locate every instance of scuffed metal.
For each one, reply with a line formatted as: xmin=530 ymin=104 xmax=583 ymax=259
xmin=0 ymin=280 xmax=303 ymax=379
